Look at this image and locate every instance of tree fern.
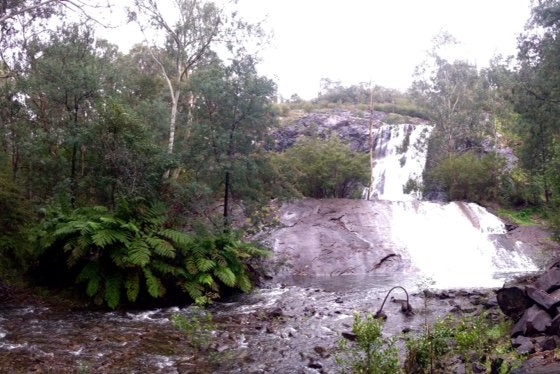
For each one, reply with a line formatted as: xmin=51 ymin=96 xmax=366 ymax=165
xmin=30 ymin=200 xmax=267 ymax=309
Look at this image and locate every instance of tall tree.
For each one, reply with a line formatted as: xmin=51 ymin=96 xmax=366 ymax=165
xmin=411 ymin=33 xmax=492 ymax=157
xmin=128 ymin=0 xmax=265 ymax=155
xmin=186 ymin=56 xmax=276 ymax=229
xmin=411 ymin=32 xmax=496 ymax=198
xmin=512 ymin=0 xmax=560 ymax=204
xmin=22 ymin=23 xmax=109 ymax=205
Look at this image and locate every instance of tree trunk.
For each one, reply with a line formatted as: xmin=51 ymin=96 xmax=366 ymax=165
xmin=223 ymin=170 xmax=230 ymax=232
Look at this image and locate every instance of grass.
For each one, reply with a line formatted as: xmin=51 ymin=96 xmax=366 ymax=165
xmin=497 ymin=207 xmax=543 ymax=226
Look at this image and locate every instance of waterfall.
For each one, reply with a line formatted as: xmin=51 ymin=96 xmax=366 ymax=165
xmin=368 ymin=123 xmax=538 ymax=288
xmin=367 ymin=123 xmax=432 ymax=201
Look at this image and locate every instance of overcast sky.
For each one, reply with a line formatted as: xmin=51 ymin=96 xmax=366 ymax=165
xmin=98 ymin=0 xmax=534 ymax=100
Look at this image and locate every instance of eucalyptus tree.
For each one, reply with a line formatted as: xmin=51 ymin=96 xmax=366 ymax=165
xmin=0 ymin=0 xmax=88 ymax=24
xmin=410 ymin=33 xmax=498 ymax=199
xmin=128 ymin=0 xmax=265 ymax=156
xmin=411 ymin=33 xmax=493 ymax=157
xmin=185 ymin=56 xmax=277 ymax=228
xmin=510 ymin=0 xmax=560 ymax=205
xmin=21 ymin=24 xmax=117 ymax=205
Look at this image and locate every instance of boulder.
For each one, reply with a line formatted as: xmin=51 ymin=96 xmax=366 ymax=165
xmin=526 ymin=286 xmax=560 ymax=311
xmin=511 ymin=305 xmax=552 ymax=337
xmin=496 ymin=287 xmax=533 ymax=321
xmin=534 ymin=268 xmax=560 ymax=293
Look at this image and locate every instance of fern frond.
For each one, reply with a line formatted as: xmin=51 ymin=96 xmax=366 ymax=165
xmin=120 ymin=221 xmax=140 ymax=234
xmin=182 ymin=281 xmax=203 ymax=300
xmin=67 ymin=243 xmax=90 ymax=268
xmin=159 ymin=229 xmax=191 ymax=247
xmin=145 ymin=201 xmax=167 ymax=226
xmin=197 ymin=273 xmax=215 ymax=287
xmin=76 ymin=263 xmax=101 ymax=297
xmin=143 ymin=268 xmax=166 ymax=298
xmin=214 ymin=266 xmax=236 ymax=288
xmin=92 ymin=228 xmax=129 ymax=248
xmin=146 ymin=237 xmax=176 ymax=258
xmin=185 ymin=258 xmax=199 ymax=275
xmin=126 ymin=240 xmax=151 ymax=266
xmin=150 ymin=260 xmax=183 ymax=276
xmin=237 ymin=273 xmax=252 ymax=293
xmin=195 ymin=257 xmax=216 ymax=272
xmin=53 ymin=223 xmax=81 ymax=238
xmin=105 ymin=274 xmax=122 ymax=309
xmin=125 ymin=272 xmax=140 ymax=302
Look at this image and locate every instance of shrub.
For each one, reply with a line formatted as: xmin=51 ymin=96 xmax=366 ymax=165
xmin=336 ymin=313 xmax=400 ymax=374
xmin=427 ymin=151 xmax=507 ymax=203
xmin=275 ymin=136 xmax=369 ymax=198
xmin=29 ymin=199 xmax=269 ymax=308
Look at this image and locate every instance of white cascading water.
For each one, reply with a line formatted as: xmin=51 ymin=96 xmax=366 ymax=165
xmin=369 ymin=123 xmax=537 ymax=288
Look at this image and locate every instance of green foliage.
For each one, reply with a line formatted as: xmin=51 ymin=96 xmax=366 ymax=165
xmin=404 ymin=314 xmax=519 ymax=374
xmin=177 ymin=230 xmax=269 ymax=305
xmin=497 ymin=207 xmax=542 ymax=226
xmin=30 ymin=199 xmax=268 ymax=309
xmin=0 ymin=152 xmax=32 ymax=269
xmin=426 ymin=151 xmax=507 ymax=203
xmin=336 ymin=313 xmax=400 ymax=374
xmin=404 ymin=318 xmax=454 ymax=373
xmin=273 ymin=136 xmax=369 ymax=198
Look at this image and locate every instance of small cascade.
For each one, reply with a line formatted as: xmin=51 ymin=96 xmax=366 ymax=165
xmin=367 ymin=122 xmax=538 ymax=288
xmin=366 ymin=123 xmax=432 ymax=201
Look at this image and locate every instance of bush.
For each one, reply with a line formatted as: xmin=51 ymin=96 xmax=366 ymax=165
xmin=426 ymin=151 xmax=507 ymax=203
xmin=29 ymin=199 xmax=269 ymax=309
xmin=336 ymin=313 xmax=400 ymax=374
xmin=274 ymin=136 xmax=369 ymax=198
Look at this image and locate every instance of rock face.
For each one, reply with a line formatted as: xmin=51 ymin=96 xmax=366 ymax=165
xmin=272 ymin=109 xmax=427 ymax=153
xmin=263 ymin=198 xmax=408 ymax=278
xmin=497 ymin=263 xmax=560 ymax=356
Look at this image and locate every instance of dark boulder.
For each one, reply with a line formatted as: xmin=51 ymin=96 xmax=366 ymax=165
xmin=534 ymin=268 xmax=560 ymax=293
xmin=511 ymin=305 xmax=552 ymax=337
xmin=496 ymin=287 xmax=533 ymax=321
xmin=526 ymin=286 xmax=560 ymax=311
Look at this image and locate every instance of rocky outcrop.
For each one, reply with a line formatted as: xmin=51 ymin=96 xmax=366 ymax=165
xmin=272 ymin=109 xmax=428 ymax=153
xmin=497 ymin=262 xmax=560 ymax=358
xmin=261 ymin=198 xmax=409 ymax=278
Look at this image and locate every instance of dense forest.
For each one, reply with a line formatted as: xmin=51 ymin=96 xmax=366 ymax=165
xmin=2 ymin=0 xmax=560 ymax=309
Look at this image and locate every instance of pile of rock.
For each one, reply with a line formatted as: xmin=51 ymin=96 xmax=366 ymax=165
xmin=496 ymin=263 xmax=560 ymax=355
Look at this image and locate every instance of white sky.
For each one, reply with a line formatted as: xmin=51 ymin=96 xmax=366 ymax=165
xmin=97 ymin=0 xmax=534 ymax=100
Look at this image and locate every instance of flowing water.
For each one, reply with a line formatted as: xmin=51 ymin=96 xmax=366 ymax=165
xmin=0 ymin=122 xmax=544 ymax=373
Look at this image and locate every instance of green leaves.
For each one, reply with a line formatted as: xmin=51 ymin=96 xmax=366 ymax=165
xmin=30 ymin=200 xmax=268 ymax=309
xmin=274 ymin=136 xmax=369 ymax=198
